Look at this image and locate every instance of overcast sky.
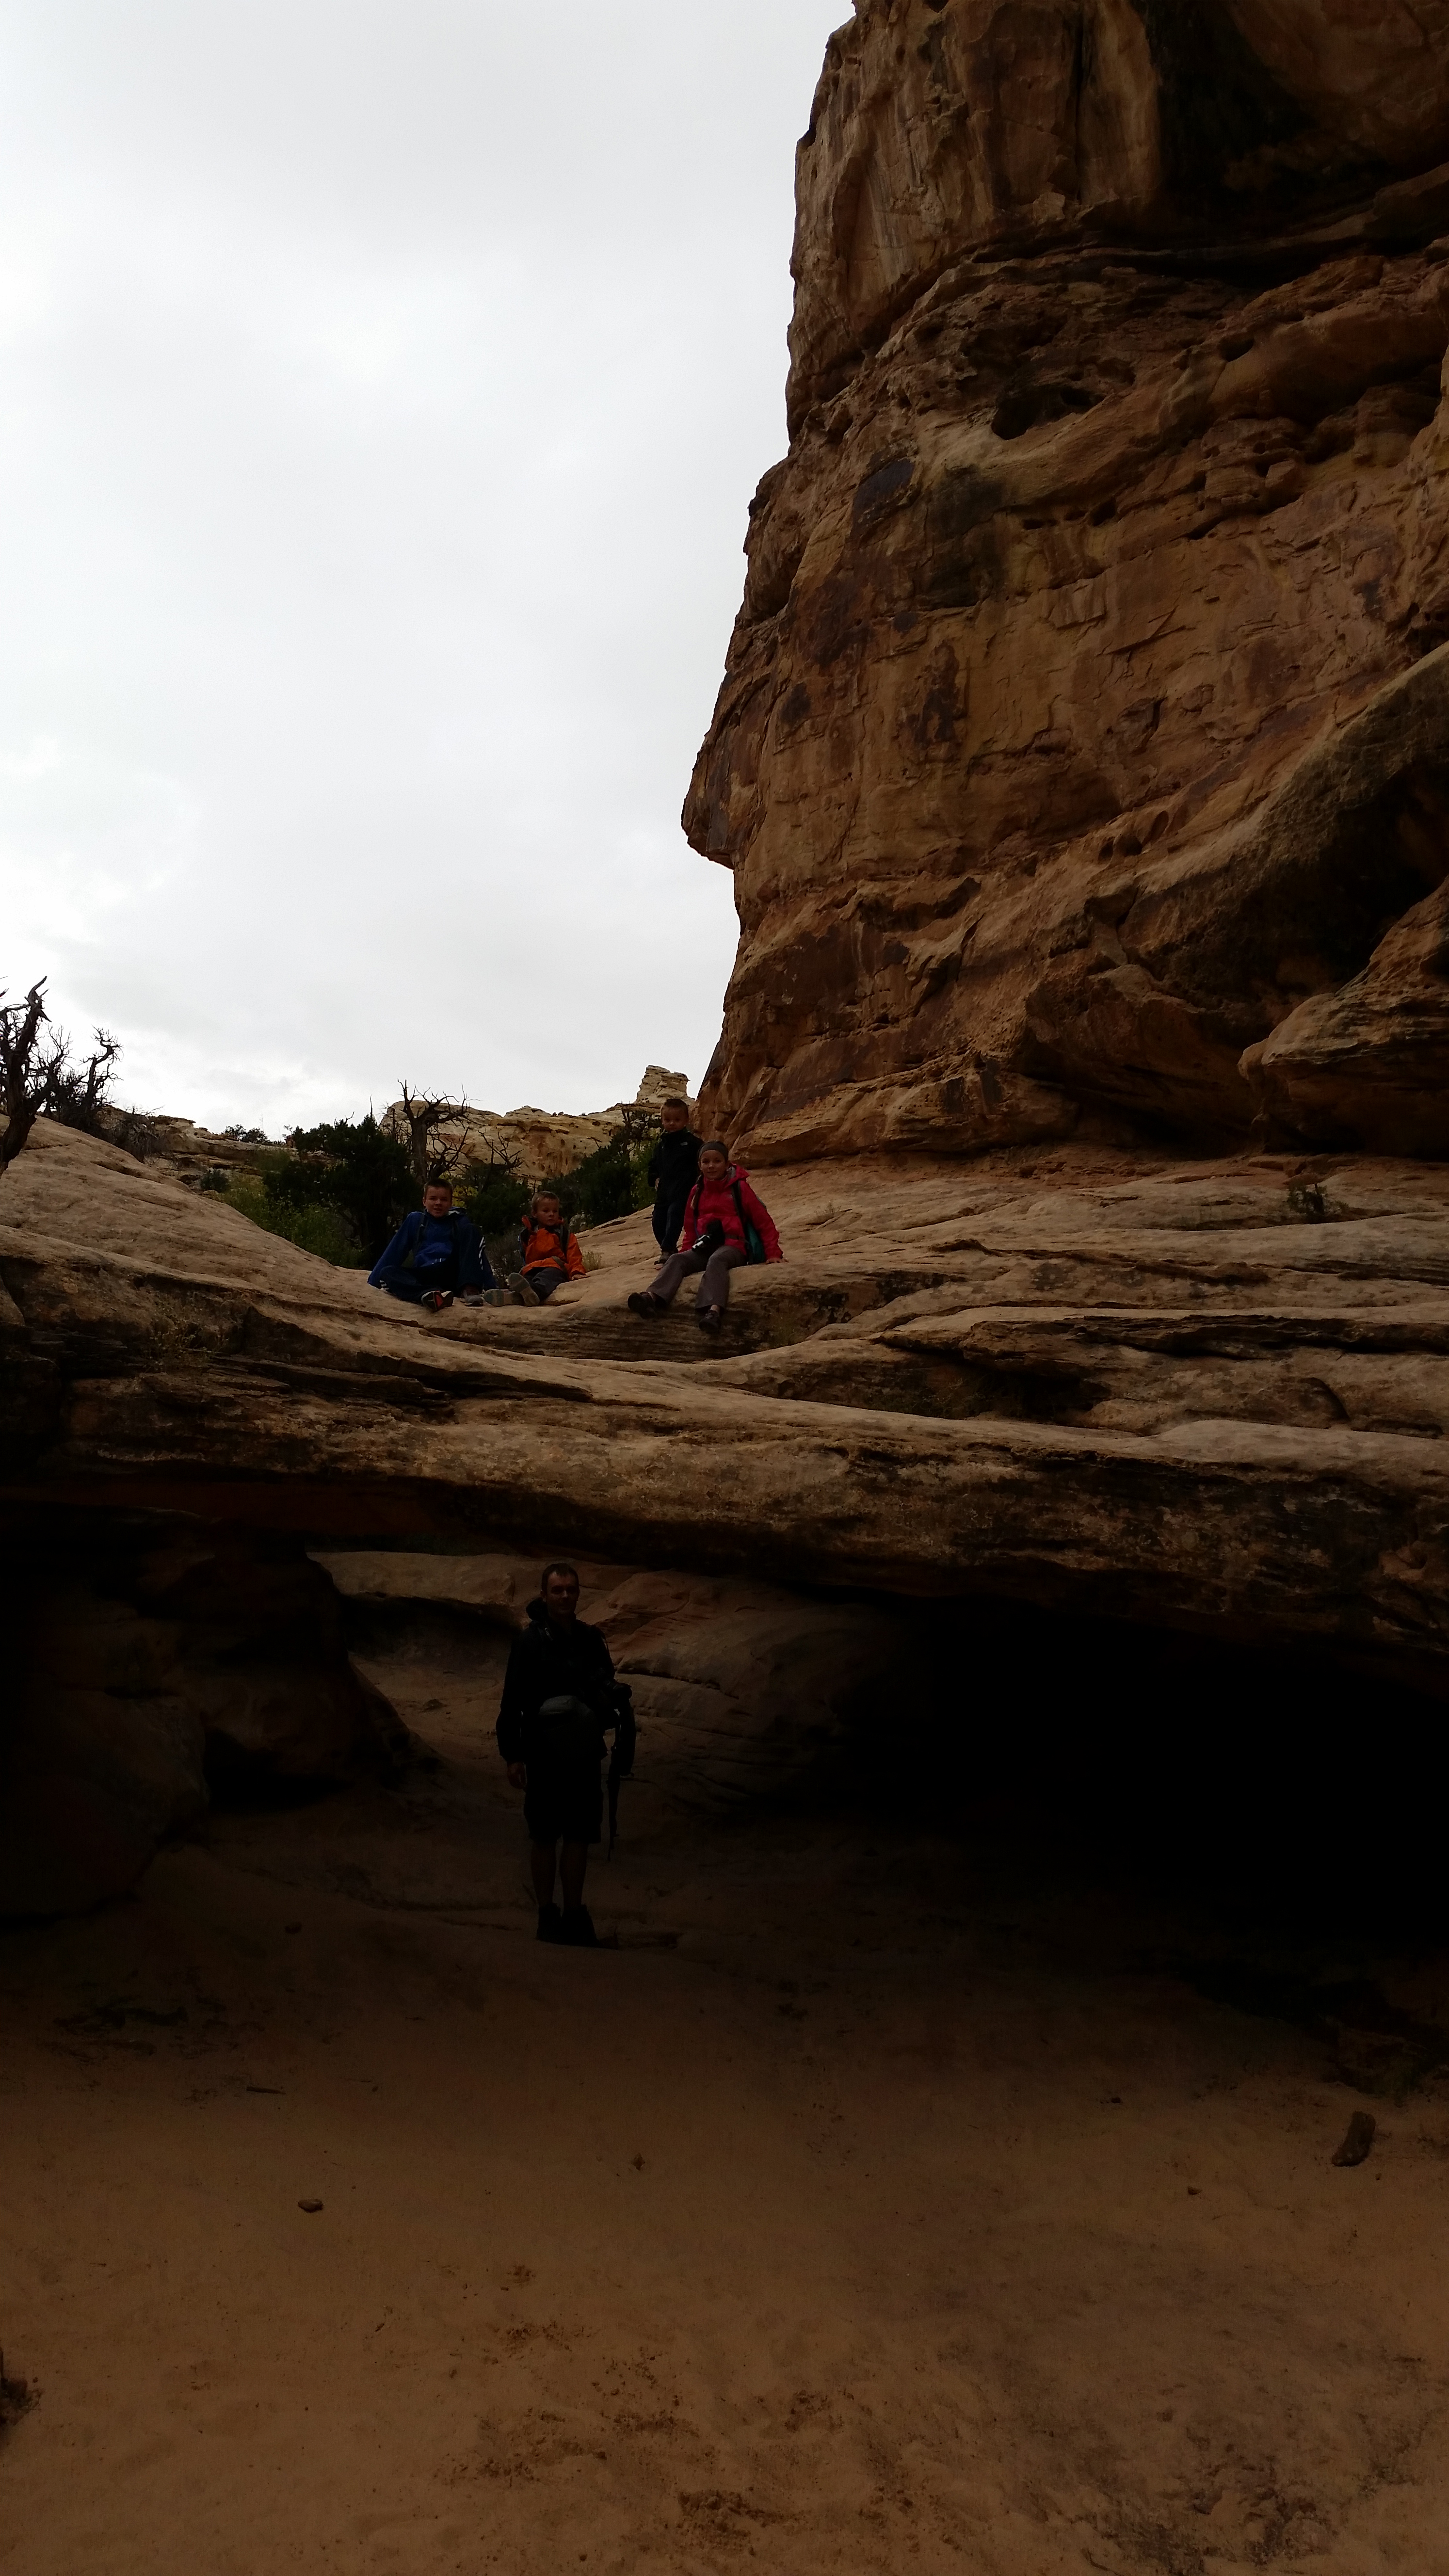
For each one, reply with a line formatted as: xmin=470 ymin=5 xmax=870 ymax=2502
xmin=0 ymin=1 xmax=846 ymax=1131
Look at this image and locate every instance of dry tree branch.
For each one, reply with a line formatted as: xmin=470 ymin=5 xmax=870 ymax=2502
xmin=0 ymin=981 xmax=51 ymax=1176
xmin=395 ymin=1081 xmax=475 ymax=1191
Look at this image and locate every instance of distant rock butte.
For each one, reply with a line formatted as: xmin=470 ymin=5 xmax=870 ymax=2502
xmin=378 ymin=1067 xmax=696 ymax=1191
xmin=686 ymin=0 xmax=1449 ymax=1166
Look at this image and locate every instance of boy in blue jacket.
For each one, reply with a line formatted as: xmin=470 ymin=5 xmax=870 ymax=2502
xmin=369 ymin=1179 xmax=493 ymax=1310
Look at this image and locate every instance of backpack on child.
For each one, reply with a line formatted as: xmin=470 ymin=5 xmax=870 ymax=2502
xmin=731 ymin=1182 xmax=767 ymax=1265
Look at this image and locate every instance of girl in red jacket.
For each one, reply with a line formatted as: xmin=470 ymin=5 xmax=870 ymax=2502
xmin=627 ymin=1140 xmax=781 ymax=1334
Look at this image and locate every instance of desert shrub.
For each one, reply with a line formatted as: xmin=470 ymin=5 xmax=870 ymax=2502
xmin=461 ymin=1164 xmax=531 ymax=1241
xmin=547 ymin=1135 xmax=655 ymax=1231
xmin=270 ymin=1115 xmax=412 ymax=1262
xmin=107 ymin=1107 xmax=164 ymax=1160
xmin=220 ymin=1170 xmax=367 ymax=1267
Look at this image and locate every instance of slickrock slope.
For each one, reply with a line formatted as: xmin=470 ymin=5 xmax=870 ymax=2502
xmin=7 ymin=1122 xmax=1449 ymax=1643
xmin=687 ymin=0 xmax=1449 ymax=1165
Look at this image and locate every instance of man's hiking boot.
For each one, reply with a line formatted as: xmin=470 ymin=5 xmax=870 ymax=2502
xmin=560 ymin=1904 xmax=599 ymax=1948
xmin=536 ymin=1902 xmax=564 ymax=1943
xmin=422 ymin=1289 xmax=455 ymax=1313
xmin=507 ymin=1272 xmax=540 ymax=1307
xmin=627 ymin=1291 xmax=663 ymax=1319
xmin=697 ymin=1304 xmax=724 ymax=1335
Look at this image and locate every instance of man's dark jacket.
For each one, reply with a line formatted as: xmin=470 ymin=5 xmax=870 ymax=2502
xmin=497 ymin=1600 xmax=617 ymax=1767
xmin=368 ymin=1208 xmax=492 ymax=1294
xmin=647 ymin=1128 xmax=701 ymax=1201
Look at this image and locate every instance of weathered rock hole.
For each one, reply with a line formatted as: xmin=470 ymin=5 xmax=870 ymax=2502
xmin=990 ymin=380 xmax=1101 ymax=440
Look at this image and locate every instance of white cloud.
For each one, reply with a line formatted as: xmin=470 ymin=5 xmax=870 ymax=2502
xmin=0 ymin=0 xmax=845 ymax=1129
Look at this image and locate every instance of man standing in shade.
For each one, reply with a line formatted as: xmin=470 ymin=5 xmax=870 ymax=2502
xmin=497 ymin=1562 xmax=625 ymax=1946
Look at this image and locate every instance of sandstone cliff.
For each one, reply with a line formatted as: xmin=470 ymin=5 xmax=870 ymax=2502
xmin=687 ymin=0 xmax=1449 ymax=1164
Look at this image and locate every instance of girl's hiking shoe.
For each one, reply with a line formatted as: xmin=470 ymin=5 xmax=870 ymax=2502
xmin=560 ymin=1904 xmax=598 ymax=1947
xmin=536 ymin=1902 xmax=564 ymax=1943
xmin=627 ymin=1291 xmax=663 ymax=1319
xmin=697 ymin=1304 xmax=724 ymax=1334
xmin=422 ymin=1288 xmax=455 ymax=1312
xmin=507 ymin=1271 xmax=540 ymax=1306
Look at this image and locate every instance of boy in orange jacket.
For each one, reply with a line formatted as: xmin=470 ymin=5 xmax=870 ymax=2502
xmin=500 ymin=1191 xmax=585 ymax=1305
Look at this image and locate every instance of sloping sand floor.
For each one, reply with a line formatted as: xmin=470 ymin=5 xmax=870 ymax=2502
xmin=5 ymin=1627 xmax=1449 ymax=2576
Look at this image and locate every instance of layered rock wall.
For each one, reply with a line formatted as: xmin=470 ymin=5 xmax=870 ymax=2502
xmin=687 ymin=0 xmax=1449 ymax=1164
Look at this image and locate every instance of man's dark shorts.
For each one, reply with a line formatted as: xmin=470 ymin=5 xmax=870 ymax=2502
xmin=524 ymin=1770 xmax=603 ymax=1846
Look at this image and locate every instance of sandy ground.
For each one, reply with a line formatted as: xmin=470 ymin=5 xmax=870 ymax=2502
xmin=5 ymin=1617 xmax=1449 ymax=2576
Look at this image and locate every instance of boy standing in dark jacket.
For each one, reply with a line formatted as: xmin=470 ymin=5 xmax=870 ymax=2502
xmin=647 ymin=1096 xmax=701 ymax=1256
xmin=497 ymin=1562 xmax=623 ymax=1945
xmin=369 ymin=1179 xmax=492 ymax=1309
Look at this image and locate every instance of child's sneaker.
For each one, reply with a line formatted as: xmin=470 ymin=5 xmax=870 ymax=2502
xmin=507 ymin=1272 xmax=540 ymax=1306
xmin=422 ymin=1289 xmax=455 ymax=1313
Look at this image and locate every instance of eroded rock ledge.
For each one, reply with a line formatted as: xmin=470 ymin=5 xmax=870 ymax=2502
xmin=5 ymin=1123 xmax=1448 ymax=1903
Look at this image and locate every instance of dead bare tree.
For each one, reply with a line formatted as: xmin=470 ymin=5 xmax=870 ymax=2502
xmin=468 ymin=1128 xmax=523 ymax=1181
xmin=1 ymin=981 xmax=126 ymax=1180
xmin=616 ymin=1101 xmax=661 ymax=1152
xmin=393 ymin=1082 xmax=475 ymax=1191
xmin=0 ymin=981 xmax=50 ymax=1175
xmin=44 ymin=1024 xmax=122 ymax=1136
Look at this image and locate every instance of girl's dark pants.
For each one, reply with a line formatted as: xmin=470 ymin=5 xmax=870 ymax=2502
xmin=650 ymin=1242 xmax=747 ymax=1310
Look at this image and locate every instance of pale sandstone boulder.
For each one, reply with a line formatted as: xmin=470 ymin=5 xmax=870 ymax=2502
xmin=688 ymin=1 xmax=1449 ymax=1168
